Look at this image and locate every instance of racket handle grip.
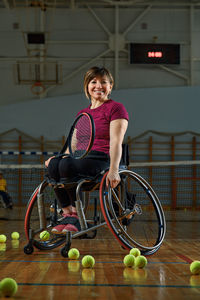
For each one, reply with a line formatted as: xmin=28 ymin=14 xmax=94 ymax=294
xmin=75 ymin=200 xmax=88 ymax=230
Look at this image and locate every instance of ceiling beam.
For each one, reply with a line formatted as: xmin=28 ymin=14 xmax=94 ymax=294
xmin=6 ymin=1 xmax=200 ymax=9
xmin=2 ymin=0 xmax=10 ymax=9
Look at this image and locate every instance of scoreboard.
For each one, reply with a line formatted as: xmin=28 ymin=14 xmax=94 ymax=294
xmin=130 ymin=43 xmax=180 ymax=64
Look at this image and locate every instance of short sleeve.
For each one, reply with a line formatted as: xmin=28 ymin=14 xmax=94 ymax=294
xmin=110 ymin=102 xmax=129 ymax=122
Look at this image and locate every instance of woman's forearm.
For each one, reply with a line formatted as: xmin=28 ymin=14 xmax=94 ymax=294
xmin=109 ymin=140 xmax=122 ymax=172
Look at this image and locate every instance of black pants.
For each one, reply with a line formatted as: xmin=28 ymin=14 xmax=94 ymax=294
xmin=47 ymin=151 xmax=110 ymax=208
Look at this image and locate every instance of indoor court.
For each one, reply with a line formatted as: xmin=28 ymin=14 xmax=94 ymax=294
xmin=0 ymin=208 xmax=200 ymax=299
xmin=0 ymin=1 xmax=200 ymax=300
xmin=0 ymin=160 xmax=200 ymax=300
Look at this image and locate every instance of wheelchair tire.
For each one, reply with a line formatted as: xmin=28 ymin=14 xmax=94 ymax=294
xmin=0 ymin=195 xmax=6 ymax=208
xmin=24 ymin=180 xmax=66 ymax=251
xmin=24 ymin=244 xmax=34 ymax=255
xmin=99 ymin=170 xmax=166 ymax=256
xmin=60 ymin=245 xmax=71 ymax=258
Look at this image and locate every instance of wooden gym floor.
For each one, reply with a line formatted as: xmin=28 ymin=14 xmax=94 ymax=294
xmin=0 ymin=208 xmax=200 ymax=300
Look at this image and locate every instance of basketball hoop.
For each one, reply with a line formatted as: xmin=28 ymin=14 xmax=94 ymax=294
xmin=31 ymin=81 xmax=46 ymax=96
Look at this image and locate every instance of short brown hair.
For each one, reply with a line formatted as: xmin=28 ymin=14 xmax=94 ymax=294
xmin=84 ymin=66 xmax=114 ymax=99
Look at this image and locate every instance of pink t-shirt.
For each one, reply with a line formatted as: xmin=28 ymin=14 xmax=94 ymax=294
xmin=78 ymin=99 xmax=129 ymax=154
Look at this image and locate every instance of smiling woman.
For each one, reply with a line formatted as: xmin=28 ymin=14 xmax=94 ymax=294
xmin=45 ymin=66 xmax=129 ymax=234
xmin=84 ymin=66 xmax=114 ymax=105
xmin=88 ymin=76 xmax=112 ymax=106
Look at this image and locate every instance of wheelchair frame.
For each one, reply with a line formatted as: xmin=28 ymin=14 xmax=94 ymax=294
xmin=0 ymin=191 xmax=13 ymax=209
xmin=24 ymin=166 xmax=166 ymax=257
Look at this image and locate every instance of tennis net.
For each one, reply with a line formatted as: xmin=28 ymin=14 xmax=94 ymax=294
xmin=129 ymin=160 xmax=200 ymax=209
xmin=0 ymin=164 xmax=45 ymax=205
xmin=0 ymin=160 xmax=200 ymax=208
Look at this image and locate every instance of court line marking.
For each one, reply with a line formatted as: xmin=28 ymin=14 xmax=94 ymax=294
xmin=16 ymin=283 xmax=200 ymax=288
xmin=0 ymin=259 xmax=189 ymax=264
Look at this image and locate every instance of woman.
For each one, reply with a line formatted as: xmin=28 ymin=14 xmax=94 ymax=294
xmin=45 ymin=66 xmax=129 ymax=233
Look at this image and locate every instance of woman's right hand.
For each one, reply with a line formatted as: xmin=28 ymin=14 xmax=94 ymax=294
xmin=45 ymin=156 xmax=55 ymax=168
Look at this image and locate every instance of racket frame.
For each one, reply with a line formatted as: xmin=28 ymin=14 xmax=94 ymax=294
xmin=60 ymin=112 xmax=95 ymax=160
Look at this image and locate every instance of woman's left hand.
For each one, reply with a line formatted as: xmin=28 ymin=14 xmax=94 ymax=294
xmin=106 ymin=170 xmax=121 ymax=189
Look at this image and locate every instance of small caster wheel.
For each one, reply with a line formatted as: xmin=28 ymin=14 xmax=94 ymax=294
xmin=60 ymin=245 xmax=70 ymax=258
xmin=24 ymin=244 xmax=34 ymax=255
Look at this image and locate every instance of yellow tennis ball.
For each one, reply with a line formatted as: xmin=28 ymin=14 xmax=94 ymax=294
xmin=123 ymin=254 xmax=135 ymax=267
xmin=135 ymin=255 xmax=147 ymax=269
xmin=68 ymin=248 xmax=80 ymax=260
xmin=129 ymin=248 xmax=141 ymax=257
xmin=190 ymin=261 xmax=200 ymax=275
xmin=81 ymin=255 xmax=95 ymax=268
xmin=11 ymin=232 xmax=20 ymax=240
xmin=39 ymin=231 xmax=50 ymax=241
xmin=0 ymin=234 xmax=6 ymax=243
xmin=0 ymin=278 xmax=18 ymax=297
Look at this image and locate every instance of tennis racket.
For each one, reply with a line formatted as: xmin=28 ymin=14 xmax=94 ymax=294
xmin=60 ymin=112 xmax=95 ymax=159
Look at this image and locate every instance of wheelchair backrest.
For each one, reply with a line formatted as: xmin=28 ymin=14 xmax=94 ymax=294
xmin=120 ymin=143 xmax=129 ymax=167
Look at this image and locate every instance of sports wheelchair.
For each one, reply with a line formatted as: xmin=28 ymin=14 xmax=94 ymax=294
xmin=24 ymin=145 xmax=166 ymax=257
xmin=0 ymin=191 xmax=13 ymax=209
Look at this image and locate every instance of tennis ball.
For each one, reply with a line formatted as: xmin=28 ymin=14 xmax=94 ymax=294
xmin=68 ymin=248 xmax=80 ymax=260
xmin=190 ymin=261 xmax=200 ymax=275
xmin=0 ymin=278 xmax=18 ymax=297
xmin=135 ymin=255 xmax=147 ymax=269
xmin=81 ymin=255 xmax=95 ymax=268
xmin=11 ymin=232 xmax=20 ymax=240
xmin=123 ymin=254 xmax=135 ymax=267
xmin=39 ymin=231 xmax=50 ymax=241
xmin=0 ymin=234 xmax=6 ymax=243
xmin=129 ymin=248 xmax=141 ymax=257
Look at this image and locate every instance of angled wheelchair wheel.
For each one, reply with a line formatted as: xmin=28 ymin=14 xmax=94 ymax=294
xmin=24 ymin=180 xmax=66 ymax=251
xmin=100 ymin=170 xmax=166 ymax=256
xmin=0 ymin=195 xmax=6 ymax=208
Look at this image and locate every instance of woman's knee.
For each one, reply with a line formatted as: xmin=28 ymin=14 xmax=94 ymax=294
xmin=58 ymin=157 xmax=76 ymax=178
xmin=48 ymin=157 xmax=61 ymax=178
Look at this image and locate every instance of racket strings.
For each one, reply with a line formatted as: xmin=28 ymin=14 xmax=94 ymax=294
xmin=70 ymin=115 xmax=92 ymax=158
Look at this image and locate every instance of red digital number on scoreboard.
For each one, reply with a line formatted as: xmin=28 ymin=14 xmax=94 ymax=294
xmin=148 ymin=51 xmax=163 ymax=58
